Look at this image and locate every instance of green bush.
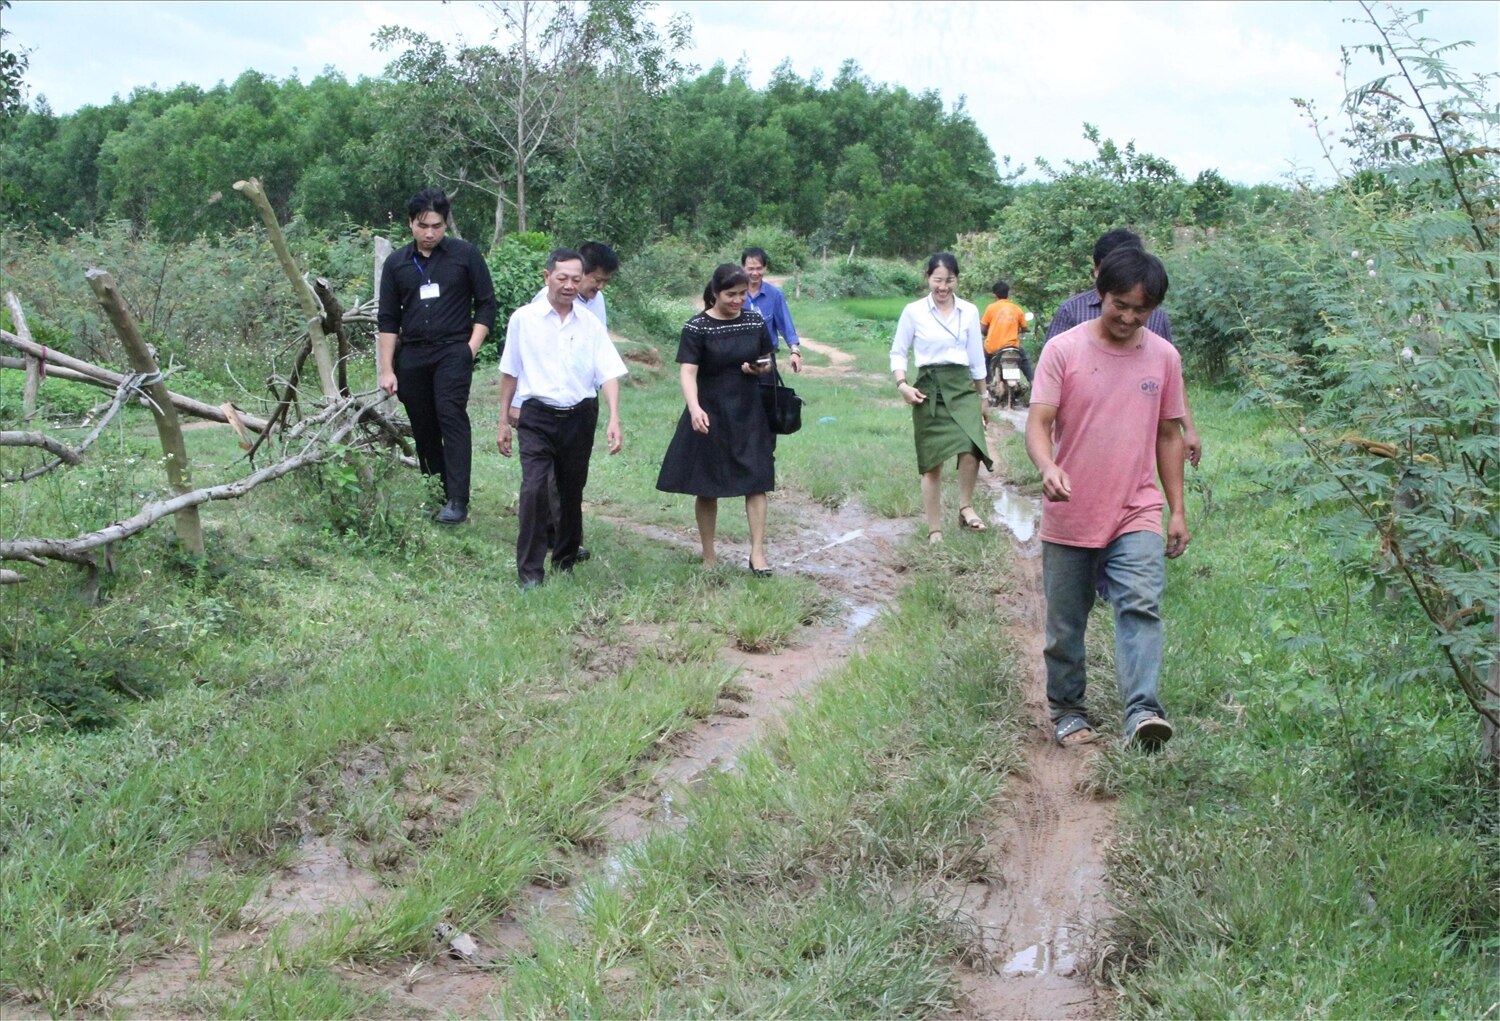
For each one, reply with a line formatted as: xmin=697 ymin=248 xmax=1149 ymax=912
xmin=720 ymin=225 xmax=809 ymax=273
xmin=802 ymin=257 xmax=920 ymax=299
xmin=483 ymin=231 xmax=553 ymax=363
xmin=625 ymin=235 xmax=718 ymax=300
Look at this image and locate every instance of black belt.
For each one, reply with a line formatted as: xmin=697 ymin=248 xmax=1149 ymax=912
xmin=526 ymin=397 xmax=596 ymax=417
xmin=401 ymin=337 xmax=468 ymax=347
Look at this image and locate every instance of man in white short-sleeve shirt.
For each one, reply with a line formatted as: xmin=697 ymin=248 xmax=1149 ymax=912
xmin=498 ymin=248 xmax=626 ymax=588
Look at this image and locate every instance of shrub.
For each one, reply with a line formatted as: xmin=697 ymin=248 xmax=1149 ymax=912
xmin=483 ymin=231 xmax=553 ymax=362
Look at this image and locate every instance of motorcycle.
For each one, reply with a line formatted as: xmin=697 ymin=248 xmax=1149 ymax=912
xmin=988 ymin=346 xmax=1029 ymax=409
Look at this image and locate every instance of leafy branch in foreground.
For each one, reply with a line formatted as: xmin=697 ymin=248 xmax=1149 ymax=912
xmin=1250 ymin=3 xmax=1498 ymax=762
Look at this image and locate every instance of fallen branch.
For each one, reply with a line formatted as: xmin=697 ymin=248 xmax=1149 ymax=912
xmin=87 ymin=267 xmax=204 ymax=556
xmin=233 ymin=177 xmax=339 ymax=399
xmin=0 ymin=431 xmax=83 ymax=464
xmin=0 ymin=329 xmax=269 ymax=433
xmin=0 ymin=399 xmax=381 ymax=567
xmin=0 ymin=371 xmax=150 ymax=483
xmin=4 ymin=292 xmax=42 ymax=422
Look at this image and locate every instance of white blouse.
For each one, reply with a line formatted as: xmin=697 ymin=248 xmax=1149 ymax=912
xmin=889 ymin=296 xmax=986 ymax=379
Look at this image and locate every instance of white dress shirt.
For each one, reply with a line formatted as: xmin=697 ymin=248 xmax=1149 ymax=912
xmin=889 ymin=296 xmax=986 ymax=379
xmin=501 ymin=300 xmax=627 ymax=408
xmin=530 ymin=286 xmax=607 ymax=328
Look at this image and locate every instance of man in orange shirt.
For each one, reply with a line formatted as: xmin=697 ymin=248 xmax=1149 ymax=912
xmin=979 ymin=280 xmax=1033 ymax=383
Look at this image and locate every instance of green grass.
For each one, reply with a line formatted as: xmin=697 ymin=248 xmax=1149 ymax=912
xmin=2 ymin=296 xmax=1495 ymax=1018
xmin=1088 ymin=384 xmax=1497 ymax=1019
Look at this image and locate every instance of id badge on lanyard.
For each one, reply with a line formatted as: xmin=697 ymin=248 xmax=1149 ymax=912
xmin=414 ymin=253 xmax=441 ymax=301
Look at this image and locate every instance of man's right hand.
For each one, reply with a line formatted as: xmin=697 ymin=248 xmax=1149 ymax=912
xmin=1041 ymin=464 xmax=1072 ymax=502
xmin=497 ymin=422 xmax=513 ymax=458
xmin=378 ymin=371 xmax=398 ymax=395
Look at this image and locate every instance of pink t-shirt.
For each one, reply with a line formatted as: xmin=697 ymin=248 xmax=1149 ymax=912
xmin=1030 ymin=322 xmax=1186 ymax=548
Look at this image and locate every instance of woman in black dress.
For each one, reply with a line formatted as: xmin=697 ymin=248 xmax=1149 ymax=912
xmin=657 ymin=264 xmax=776 ymax=575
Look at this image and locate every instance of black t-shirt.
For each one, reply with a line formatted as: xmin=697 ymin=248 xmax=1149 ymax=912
xmin=377 ymin=237 xmax=498 ymax=344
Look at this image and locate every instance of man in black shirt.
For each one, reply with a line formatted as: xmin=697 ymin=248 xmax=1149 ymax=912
xmin=378 ymin=189 xmax=498 ymax=523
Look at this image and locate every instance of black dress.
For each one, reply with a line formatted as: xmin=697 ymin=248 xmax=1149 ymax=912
xmin=656 ymin=310 xmax=775 ymax=498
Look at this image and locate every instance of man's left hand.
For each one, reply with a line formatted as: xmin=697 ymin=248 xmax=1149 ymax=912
xmin=607 ymin=419 xmax=623 ymax=455
xmin=789 ymin=349 xmax=802 ymax=373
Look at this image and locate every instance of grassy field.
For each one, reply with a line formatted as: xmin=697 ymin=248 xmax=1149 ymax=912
xmin=1 ymin=294 xmax=1494 ymax=1018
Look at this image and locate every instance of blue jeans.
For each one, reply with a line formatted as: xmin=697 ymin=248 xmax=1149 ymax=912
xmin=1042 ymin=530 xmax=1167 ymax=728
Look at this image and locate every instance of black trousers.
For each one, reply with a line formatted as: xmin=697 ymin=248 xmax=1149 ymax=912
xmin=395 ymin=341 xmax=474 ymax=504
xmin=516 ymin=397 xmax=598 ymax=583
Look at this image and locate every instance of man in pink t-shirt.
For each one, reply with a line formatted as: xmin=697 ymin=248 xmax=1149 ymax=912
xmin=1026 ymin=246 xmax=1189 ymax=750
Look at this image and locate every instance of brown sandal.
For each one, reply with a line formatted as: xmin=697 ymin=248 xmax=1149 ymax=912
xmin=958 ymin=506 xmax=987 ymax=531
xmin=928 ymin=529 xmax=943 ymax=544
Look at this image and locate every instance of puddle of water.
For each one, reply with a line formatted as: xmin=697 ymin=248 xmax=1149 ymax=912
xmin=1003 ymin=942 xmax=1047 ymax=976
xmin=991 ymin=490 xmax=1041 ymax=542
xmin=1000 ymin=925 xmax=1078 ymax=978
xmin=842 ymin=601 xmax=881 ymax=632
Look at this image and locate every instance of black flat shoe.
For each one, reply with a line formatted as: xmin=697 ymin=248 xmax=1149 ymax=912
xmin=748 ymin=558 xmax=772 ymax=578
xmin=433 ymin=499 xmax=468 ymax=524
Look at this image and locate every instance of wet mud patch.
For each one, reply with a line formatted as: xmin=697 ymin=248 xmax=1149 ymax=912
xmin=946 ymin=409 xmax=1114 ymax=1021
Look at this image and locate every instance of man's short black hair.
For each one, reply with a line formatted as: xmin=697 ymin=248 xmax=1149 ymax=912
xmin=1095 ymin=246 xmax=1168 ymax=308
xmin=1092 ymin=228 xmax=1144 ymax=268
xmin=407 ymin=188 xmax=451 ymax=221
xmin=992 ymin=280 xmax=1010 ymax=299
xmin=580 ymin=241 xmax=619 ymax=275
xmin=545 ymin=247 xmax=584 ymax=272
xmin=741 ymin=246 xmax=770 ymax=268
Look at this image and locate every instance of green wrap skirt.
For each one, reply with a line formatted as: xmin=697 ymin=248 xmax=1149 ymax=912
xmin=911 ymin=363 xmax=992 ymax=475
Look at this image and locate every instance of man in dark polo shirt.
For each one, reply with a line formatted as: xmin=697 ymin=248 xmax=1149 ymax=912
xmin=378 ymin=188 xmax=498 ymax=524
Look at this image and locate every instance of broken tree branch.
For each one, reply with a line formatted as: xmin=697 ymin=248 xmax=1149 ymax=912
xmin=232 ymin=177 xmax=340 ymax=400
xmin=0 ymin=401 xmax=378 ymax=567
xmin=86 ymin=267 xmax=204 ymax=556
xmin=0 ymin=431 xmax=84 ymax=464
xmin=0 ymin=373 xmax=143 ymax=483
xmin=4 ymin=292 xmax=42 ymax=423
xmin=0 ymin=329 xmax=268 ymax=432
xmin=313 ymin=277 xmax=351 ymax=397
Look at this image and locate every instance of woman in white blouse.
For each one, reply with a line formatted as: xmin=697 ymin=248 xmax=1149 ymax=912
xmin=890 ymin=252 xmax=992 ymax=543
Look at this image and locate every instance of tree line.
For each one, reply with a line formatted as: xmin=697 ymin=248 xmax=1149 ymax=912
xmin=0 ymin=0 xmax=1008 ymax=257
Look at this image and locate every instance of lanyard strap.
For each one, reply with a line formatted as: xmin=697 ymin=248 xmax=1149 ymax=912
xmin=929 ymin=301 xmax=960 ymax=341
xmin=412 ymin=251 xmax=433 ymax=284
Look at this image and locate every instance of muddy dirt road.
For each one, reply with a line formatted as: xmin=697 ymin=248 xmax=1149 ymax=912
xmin=110 ymin=365 xmax=1115 ymax=1020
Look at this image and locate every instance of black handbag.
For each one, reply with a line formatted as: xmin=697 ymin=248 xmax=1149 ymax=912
xmin=760 ymin=360 xmax=805 ymax=435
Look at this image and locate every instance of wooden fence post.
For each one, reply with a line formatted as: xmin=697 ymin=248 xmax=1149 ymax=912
xmin=85 ymin=268 xmax=205 ymax=557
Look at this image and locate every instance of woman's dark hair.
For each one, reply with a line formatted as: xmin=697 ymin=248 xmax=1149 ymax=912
xmin=703 ymin=263 xmax=750 ymax=309
xmin=407 ymin=188 xmax=451 ymax=221
xmin=925 ymin=252 xmax=959 ymax=278
xmin=1095 ymin=246 xmax=1168 ymax=307
xmin=992 ymin=279 xmax=1010 ymax=299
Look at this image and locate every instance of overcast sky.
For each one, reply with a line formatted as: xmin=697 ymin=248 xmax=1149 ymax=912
xmin=4 ymin=0 xmax=1496 ymax=185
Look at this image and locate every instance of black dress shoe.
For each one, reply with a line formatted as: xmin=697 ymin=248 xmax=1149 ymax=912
xmin=433 ymin=499 xmax=468 ymax=524
xmin=554 ymin=548 xmax=590 ymax=572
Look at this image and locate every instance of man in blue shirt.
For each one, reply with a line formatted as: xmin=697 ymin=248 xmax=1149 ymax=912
xmin=742 ymin=247 xmax=801 ymax=374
